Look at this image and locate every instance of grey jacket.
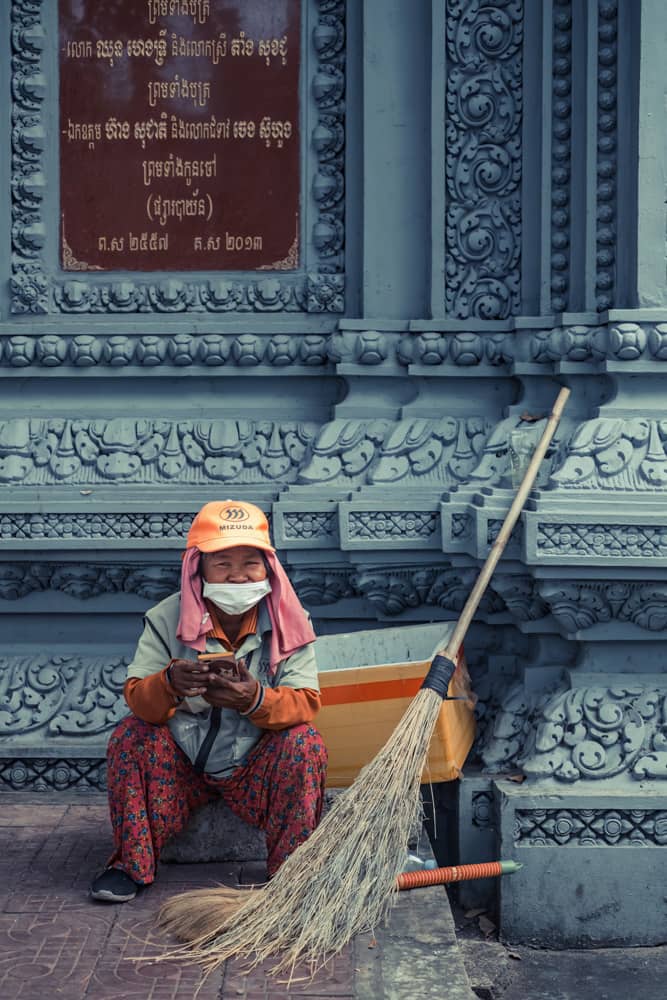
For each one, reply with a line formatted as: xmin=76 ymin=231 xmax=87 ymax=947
xmin=126 ymin=592 xmax=319 ymax=776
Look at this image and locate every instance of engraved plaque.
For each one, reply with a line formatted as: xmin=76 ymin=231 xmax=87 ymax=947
xmin=59 ymin=0 xmax=300 ymax=272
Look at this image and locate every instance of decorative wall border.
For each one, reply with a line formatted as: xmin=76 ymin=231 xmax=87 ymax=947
xmin=0 ymin=413 xmax=537 ymax=490
xmin=6 ymin=563 xmax=667 ymax=636
xmin=0 ymin=511 xmax=197 ymax=541
xmin=0 ymin=757 xmax=107 ymax=791
xmin=515 ymin=808 xmax=667 ymax=845
xmin=1 ymin=331 xmax=333 ymax=368
xmin=5 ymin=320 xmax=667 ymax=370
xmin=0 ymin=417 xmax=320 ymax=486
xmin=9 ymin=0 xmax=345 ymax=315
xmin=526 ymin=514 xmax=667 ymax=566
xmin=0 ymin=561 xmax=512 ymax=618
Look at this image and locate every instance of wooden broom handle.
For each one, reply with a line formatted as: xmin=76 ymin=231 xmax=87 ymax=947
xmin=444 ymin=386 xmax=570 ymax=660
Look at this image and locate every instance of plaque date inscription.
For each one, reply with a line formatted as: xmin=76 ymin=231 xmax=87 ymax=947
xmin=59 ymin=0 xmax=300 ymax=272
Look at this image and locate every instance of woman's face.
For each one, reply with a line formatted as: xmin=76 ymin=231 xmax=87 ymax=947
xmin=201 ymin=545 xmax=268 ymax=584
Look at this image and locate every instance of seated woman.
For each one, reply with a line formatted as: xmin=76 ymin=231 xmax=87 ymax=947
xmin=90 ymin=500 xmax=327 ymax=903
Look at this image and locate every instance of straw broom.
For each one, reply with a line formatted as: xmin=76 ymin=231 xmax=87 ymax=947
xmin=157 ymin=386 xmax=570 ymax=977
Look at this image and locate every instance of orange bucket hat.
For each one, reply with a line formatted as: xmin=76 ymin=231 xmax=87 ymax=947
xmin=186 ymin=500 xmax=275 ymax=553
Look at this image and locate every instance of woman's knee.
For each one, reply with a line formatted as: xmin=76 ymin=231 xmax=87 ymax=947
xmin=277 ymin=724 xmax=328 ymax=769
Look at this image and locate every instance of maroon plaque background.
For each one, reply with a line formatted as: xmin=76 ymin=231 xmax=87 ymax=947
xmin=59 ymin=0 xmax=300 ymax=272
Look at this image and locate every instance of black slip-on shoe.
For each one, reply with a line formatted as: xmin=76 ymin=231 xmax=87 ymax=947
xmin=90 ymin=867 xmax=140 ymax=903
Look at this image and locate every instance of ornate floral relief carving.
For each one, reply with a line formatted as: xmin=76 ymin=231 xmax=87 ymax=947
xmin=445 ymin=0 xmax=523 ymax=319
xmin=9 ymin=0 xmax=345 ymax=314
xmin=0 ymin=563 xmax=179 ymax=601
xmin=550 ymin=0 xmax=572 ymax=312
xmin=0 ymin=417 xmax=318 ymax=484
xmin=0 ymin=654 xmax=128 ymax=738
xmin=493 ymin=574 xmax=549 ymax=622
xmin=306 ymin=273 xmax=345 ymax=312
xmin=595 ymin=0 xmax=617 ymax=311
xmin=300 ymin=415 xmax=492 ymax=487
xmin=311 ymin=0 xmax=345 ymax=280
xmin=467 ymin=415 xmax=567 ymax=488
xmin=369 ymin=417 xmax=490 ymax=487
xmin=10 ymin=0 xmax=48 ymax=314
xmin=353 ymin=566 xmax=506 ymax=617
xmin=298 ymin=419 xmax=391 ymax=485
xmin=538 ymin=581 xmax=667 ymax=633
xmin=0 ymin=758 xmax=108 ymax=792
xmin=477 ymin=677 xmax=567 ymax=772
xmin=551 ymin=418 xmax=667 ymax=491
xmin=290 ymin=568 xmax=354 ymax=606
xmin=0 ymin=559 xmax=512 ymax=616
xmin=515 ymin=809 xmax=667 ymax=846
xmin=480 ymin=680 xmax=667 ymax=781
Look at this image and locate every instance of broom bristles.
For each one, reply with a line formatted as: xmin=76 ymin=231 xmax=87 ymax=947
xmin=155 ymin=688 xmax=444 ymax=976
xmin=158 ymin=886 xmax=254 ymax=945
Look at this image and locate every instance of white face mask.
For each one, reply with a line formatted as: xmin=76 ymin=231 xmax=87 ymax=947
xmin=202 ymin=579 xmax=271 ymax=616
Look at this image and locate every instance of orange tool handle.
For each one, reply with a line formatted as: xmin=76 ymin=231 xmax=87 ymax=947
xmin=397 ymin=861 xmax=504 ymax=890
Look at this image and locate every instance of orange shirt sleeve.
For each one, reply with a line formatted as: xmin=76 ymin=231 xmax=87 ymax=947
xmin=124 ymin=671 xmax=180 ymax=724
xmin=247 ymin=687 xmax=321 ymax=731
xmin=124 ymin=674 xmax=321 ymax=731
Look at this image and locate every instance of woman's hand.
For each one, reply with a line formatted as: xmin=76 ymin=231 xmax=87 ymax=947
xmin=167 ymin=658 xmax=211 ymax=698
xmin=203 ymin=659 xmax=259 ymax=712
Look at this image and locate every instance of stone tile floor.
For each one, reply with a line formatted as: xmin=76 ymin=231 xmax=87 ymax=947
xmin=0 ymin=794 xmax=473 ymax=1000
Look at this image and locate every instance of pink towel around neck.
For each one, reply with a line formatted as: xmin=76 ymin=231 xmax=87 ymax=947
xmin=176 ymin=547 xmax=316 ymax=674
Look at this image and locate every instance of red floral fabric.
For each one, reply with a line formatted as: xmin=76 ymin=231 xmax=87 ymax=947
xmin=106 ymin=716 xmax=327 ymax=881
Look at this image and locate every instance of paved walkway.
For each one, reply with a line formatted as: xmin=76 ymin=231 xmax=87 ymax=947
xmin=0 ymin=794 xmax=474 ymax=1000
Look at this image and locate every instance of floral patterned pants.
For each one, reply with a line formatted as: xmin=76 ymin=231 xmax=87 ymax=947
xmin=105 ymin=716 xmax=328 ymax=883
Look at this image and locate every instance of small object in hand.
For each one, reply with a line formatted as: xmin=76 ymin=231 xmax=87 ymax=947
xmin=197 ymin=652 xmax=238 ymax=678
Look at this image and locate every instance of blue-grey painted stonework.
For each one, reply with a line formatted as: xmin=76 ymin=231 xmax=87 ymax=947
xmin=1 ymin=0 xmax=666 ymax=946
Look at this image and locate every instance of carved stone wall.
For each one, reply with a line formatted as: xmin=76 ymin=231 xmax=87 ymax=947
xmin=1 ymin=0 xmax=666 ymax=947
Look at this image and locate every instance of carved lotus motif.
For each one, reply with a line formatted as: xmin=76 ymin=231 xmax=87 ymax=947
xmin=0 ymin=418 xmax=33 ymax=482
xmin=551 ymin=417 xmax=667 ymax=490
xmin=193 ymin=420 xmax=252 ymax=455
xmin=95 ymin=452 xmax=141 ymax=480
xmin=157 ymin=425 xmax=186 ymax=479
xmin=204 ymin=456 xmax=244 ymax=480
